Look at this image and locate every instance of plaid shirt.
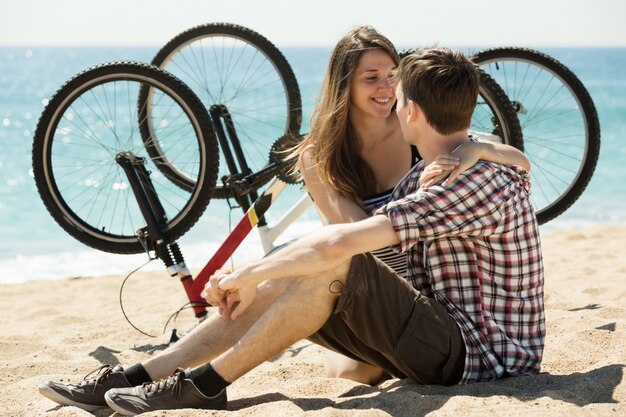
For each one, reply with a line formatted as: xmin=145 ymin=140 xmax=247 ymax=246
xmin=377 ymin=160 xmax=545 ymax=383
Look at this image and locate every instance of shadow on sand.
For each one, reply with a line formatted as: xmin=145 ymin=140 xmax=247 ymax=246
xmin=228 ymin=364 xmax=624 ymax=415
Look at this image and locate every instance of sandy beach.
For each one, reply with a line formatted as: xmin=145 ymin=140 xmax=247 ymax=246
xmin=1 ymin=224 xmax=625 ymax=416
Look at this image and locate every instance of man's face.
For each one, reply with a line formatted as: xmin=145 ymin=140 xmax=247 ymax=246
xmin=394 ymin=81 xmax=411 ymax=142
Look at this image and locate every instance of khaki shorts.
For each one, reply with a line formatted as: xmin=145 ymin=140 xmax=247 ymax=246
xmin=309 ymin=253 xmax=465 ymax=385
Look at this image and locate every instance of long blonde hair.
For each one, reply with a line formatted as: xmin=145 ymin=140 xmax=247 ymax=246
xmin=291 ymin=26 xmax=399 ymax=202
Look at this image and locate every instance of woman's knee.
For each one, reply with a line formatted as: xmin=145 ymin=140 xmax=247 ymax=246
xmin=325 ymin=354 xmax=386 ymax=385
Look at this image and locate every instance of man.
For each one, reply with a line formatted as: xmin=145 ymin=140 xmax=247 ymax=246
xmin=40 ymin=47 xmax=545 ymax=415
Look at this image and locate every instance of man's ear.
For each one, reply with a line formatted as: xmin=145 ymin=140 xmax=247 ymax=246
xmin=407 ymin=99 xmax=420 ymax=122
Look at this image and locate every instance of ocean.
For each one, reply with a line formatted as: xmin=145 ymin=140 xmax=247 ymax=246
xmin=1 ymin=45 xmax=625 ymax=284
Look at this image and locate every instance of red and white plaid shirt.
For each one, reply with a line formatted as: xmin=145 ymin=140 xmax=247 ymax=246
xmin=377 ymin=160 xmax=545 ymax=383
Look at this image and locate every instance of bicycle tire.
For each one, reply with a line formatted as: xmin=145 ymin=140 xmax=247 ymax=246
xmin=399 ymin=49 xmax=523 ymax=151
xmin=472 ymin=47 xmax=601 ymax=224
xmin=32 ymin=61 xmax=219 ymax=254
xmin=143 ymin=22 xmax=302 ymax=194
xmin=473 ymin=69 xmax=524 ymax=151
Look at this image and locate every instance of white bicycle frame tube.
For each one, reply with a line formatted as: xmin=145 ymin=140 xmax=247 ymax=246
xmin=255 ymin=178 xmax=328 ymax=254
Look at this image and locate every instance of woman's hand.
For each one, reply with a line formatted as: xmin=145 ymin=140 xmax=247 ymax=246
xmin=419 ymin=154 xmax=460 ymax=188
xmin=444 ymin=142 xmax=489 ymax=186
xmin=421 ymin=142 xmax=505 ymax=188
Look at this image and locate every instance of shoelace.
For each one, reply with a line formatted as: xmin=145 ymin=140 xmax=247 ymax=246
xmin=142 ymin=369 xmax=185 ymax=400
xmin=78 ymin=364 xmax=114 ymax=394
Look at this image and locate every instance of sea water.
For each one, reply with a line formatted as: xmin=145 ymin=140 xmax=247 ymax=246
xmin=0 ymin=46 xmax=624 ymax=283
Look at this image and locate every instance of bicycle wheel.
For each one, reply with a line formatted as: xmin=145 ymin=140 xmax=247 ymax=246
xmin=144 ymin=22 xmax=302 ymax=194
xmin=472 ymin=69 xmax=523 ymax=150
xmin=472 ymin=47 xmax=601 ymax=224
xmin=399 ymin=49 xmax=522 ymax=150
xmin=33 ymin=61 xmax=219 ymax=254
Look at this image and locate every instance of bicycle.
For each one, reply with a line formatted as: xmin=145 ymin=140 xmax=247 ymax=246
xmin=31 ymin=58 xmax=306 ymax=320
xmin=399 ymin=47 xmax=601 ymax=224
xmin=32 ymin=23 xmax=598 ymax=325
xmin=149 ymin=23 xmax=600 ymax=226
xmin=470 ymin=48 xmax=601 ymax=224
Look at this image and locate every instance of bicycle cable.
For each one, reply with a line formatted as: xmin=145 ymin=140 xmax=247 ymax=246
xmin=118 ymin=253 xmax=219 ymax=340
xmin=119 ymin=189 xmax=246 ymax=339
xmin=119 ymin=257 xmax=204 ymax=339
xmin=119 ymin=257 xmax=160 ymax=338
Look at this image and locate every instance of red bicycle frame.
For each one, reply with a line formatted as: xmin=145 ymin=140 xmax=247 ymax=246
xmin=170 ymin=178 xmax=299 ymax=318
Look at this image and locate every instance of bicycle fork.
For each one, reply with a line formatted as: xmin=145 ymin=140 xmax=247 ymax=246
xmin=115 ymin=151 xmax=208 ymax=320
xmin=114 ymin=153 xmax=299 ymax=322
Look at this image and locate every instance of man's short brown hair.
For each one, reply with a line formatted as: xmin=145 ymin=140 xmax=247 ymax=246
xmin=396 ymin=48 xmax=479 ymax=135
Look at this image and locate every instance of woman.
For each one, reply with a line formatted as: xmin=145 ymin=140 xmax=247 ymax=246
xmin=291 ymin=26 xmax=530 ymax=385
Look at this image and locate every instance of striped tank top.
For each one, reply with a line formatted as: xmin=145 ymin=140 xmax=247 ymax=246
xmin=361 ymin=145 xmax=420 ymax=278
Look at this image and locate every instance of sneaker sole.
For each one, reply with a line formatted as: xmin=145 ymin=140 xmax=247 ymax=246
xmin=104 ymin=391 xmax=135 ymax=416
xmin=39 ymin=384 xmax=105 ymax=412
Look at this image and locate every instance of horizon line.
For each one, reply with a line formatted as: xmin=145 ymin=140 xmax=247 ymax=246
xmin=2 ymin=43 xmax=626 ymax=49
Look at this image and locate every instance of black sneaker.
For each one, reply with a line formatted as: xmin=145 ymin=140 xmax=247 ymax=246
xmin=39 ymin=364 xmax=132 ymax=411
xmin=104 ymin=368 xmax=227 ymax=415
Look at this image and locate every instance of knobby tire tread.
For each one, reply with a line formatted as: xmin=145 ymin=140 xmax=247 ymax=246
xmin=473 ymin=47 xmax=601 ymax=224
xmin=32 ymin=61 xmax=219 ymax=254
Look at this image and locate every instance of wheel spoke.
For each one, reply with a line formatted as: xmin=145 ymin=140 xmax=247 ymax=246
xmin=148 ymin=23 xmax=301 ymax=190
xmin=473 ymin=48 xmax=600 ymax=224
xmin=33 ymin=63 xmax=217 ymax=253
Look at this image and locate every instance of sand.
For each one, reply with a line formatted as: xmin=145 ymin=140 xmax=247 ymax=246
xmin=1 ymin=224 xmax=625 ymax=416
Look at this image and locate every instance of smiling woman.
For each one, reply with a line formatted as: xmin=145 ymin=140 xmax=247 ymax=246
xmin=350 ymin=49 xmax=397 ymax=120
xmin=293 ymin=26 xmax=404 ymax=205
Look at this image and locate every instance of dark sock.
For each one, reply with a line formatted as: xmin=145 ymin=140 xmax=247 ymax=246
xmin=123 ymin=363 xmax=152 ymax=386
xmin=188 ymin=363 xmax=231 ymax=397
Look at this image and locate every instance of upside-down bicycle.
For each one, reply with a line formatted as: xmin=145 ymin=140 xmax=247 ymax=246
xmin=32 ymin=22 xmax=600 ymax=325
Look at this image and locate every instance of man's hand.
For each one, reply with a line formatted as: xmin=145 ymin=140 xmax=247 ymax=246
xmin=201 ymin=268 xmax=231 ymax=316
xmin=217 ymin=271 xmax=258 ymax=320
xmin=202 ymin=268 xmax=258 ymax=320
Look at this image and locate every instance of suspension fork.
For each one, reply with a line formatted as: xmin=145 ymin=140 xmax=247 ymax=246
xmin=115 ymin=151 xmax=168 ymax=251
xmin=116 ymin=151 xmax=208 ymax=320
xmin=114 ymin=139 xmax=288 ymax=320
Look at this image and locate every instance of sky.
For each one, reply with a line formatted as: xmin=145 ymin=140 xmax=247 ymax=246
xmin=1 ymin=0 xmax=625 ymax=48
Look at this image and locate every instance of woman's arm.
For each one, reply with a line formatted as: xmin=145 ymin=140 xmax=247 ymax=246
xmin=298 ymin=145 xmax=369 ymax=223
xmin=471 ymin=142 xmax=530 ymax=171
xmin=420 ymin=142 xmax=530 ymax=188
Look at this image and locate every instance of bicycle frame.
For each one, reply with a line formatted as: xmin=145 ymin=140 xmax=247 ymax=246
xmin=176 ymin=178 xmax=317 ymax=318
xmin=120 ymin=151 xmax=319 ymax=319
xmin=118 ymin=103 xmax=322 ymax=319
xmin=32 ymin=32 xmax=600 ymax=335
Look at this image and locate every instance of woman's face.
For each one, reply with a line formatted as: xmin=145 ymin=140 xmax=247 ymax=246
xmin=349 ymin=49 xmax=397 ymax=120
